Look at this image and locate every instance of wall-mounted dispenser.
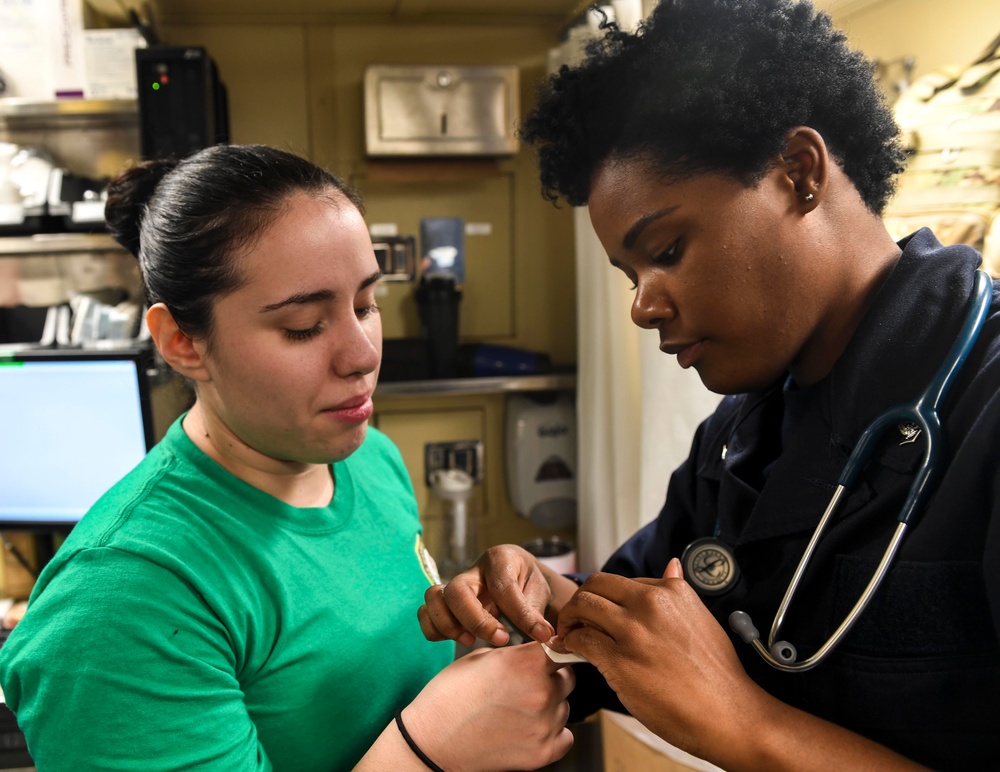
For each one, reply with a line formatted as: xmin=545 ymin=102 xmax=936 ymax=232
xmin=363 ymin=65 xmax=519 ymax=157
xmin=505 ymin=392 xmax=577 ymax=530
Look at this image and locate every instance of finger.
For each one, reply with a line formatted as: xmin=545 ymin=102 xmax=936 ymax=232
xmin=550 ymin=727 xmax=576 ymax=766
xmin=424 ymin=584 xmax=478 ymax=646
xmin=555 ymin=573 xmax=637 ymax=638
xmin=575 ymin=571 xmax=645 ymax=602
xmin=664 ymin=556 xmax=683 ymax=579
xmin=442 ymin=580 xmax=510 ymax=646
xmin=554 ymin=698 xmax=571 ymax=730
xmin=488 ymin=567 xmax=554 ymax=643
xmin=524 ymin=640 xmax=573 ymax=674
xmin=553 ymin=660 xmax=576 ymax=700
xmin=555 ymin=585 xmax=620 ymax=639
xmin=562 ymin=623 xmax=615 ymax=668
xmin=416 ymin=603 xmax=446 ymax=642
xmin=417 ymin=591 xmax=476 ymax=647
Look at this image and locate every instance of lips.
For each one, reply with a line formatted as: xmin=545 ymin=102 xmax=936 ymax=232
xmin=331 ymin=394 xmax=371 ymax=411
xmin=323 ymin=393 xmax=374 ymax=423
xmin=660 ymin=340 xmax=704 ymax=369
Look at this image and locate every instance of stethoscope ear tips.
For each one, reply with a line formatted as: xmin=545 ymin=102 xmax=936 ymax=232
xmin=730 ymin=612 xmax=799 ymax=665
xmin=770 ymin=640 xmax=798 ymax=665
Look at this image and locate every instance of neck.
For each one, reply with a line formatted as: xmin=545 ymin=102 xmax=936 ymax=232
xmin=182 ymin=403 xmax=334 ymax=508
xmin=789 ymin=217 xmax=902 ymax=387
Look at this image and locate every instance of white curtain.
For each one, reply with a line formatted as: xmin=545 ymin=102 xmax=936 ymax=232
xmin=574 ymin=208 xmax=720 ymax=571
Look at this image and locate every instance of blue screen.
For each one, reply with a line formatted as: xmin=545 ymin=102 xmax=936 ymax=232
xmin=0 ymin=356 xmax=151 ymax=526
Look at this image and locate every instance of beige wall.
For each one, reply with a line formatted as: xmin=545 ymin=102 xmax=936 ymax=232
xmin=157 ymin=20 xmax=578 ymax=366
xmin=830 ymin=0 xmax=1000 ymax=78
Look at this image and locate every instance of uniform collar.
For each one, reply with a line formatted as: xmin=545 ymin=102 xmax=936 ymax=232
xmin=721 ymin=229 xmax=982 ymax=544
xmin=826 ymin=228 xmax=981 ymax=449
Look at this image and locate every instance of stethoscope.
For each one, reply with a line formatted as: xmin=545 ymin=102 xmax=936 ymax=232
xmin=681 ymin=269 xmax=994 ymax=672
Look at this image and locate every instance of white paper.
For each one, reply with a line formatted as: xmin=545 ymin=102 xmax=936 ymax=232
xmin=541 ymin=643 xmax=587 ymax=664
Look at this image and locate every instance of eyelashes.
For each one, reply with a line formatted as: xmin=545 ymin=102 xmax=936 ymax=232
xmin=283 ymin=305 xmax=380 ymax=342
xmin=623 ymin=240 xmax=682 ymax=291
xmin=651 ymin=240 xmax=680 ymax=266
xmin=284 ymin=324 xmax=322 ymax=341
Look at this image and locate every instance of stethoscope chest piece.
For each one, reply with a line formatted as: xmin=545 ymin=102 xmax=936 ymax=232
xmin=681 ymin=537 xmax=741 ymax=596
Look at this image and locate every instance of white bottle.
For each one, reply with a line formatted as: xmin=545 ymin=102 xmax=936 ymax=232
xmin=430 ymin=468 xmax=475 ymax=580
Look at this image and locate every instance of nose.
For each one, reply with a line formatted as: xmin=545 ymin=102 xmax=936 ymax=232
xmin=630 ymin=276 xmax=676 ymax=330
xmin=332 ymin=316 xmax=381 ymax=378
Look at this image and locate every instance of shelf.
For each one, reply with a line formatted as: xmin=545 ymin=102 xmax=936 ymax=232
xmin=0 ymin=98 xmax=137 ymax=119
xmin=0 ymin=99 xmax=138 ymax=134
xmin=0 ymin=233 xmax=121 ymax=256
xmin=375 ymin=372 xmax=575 ymax=397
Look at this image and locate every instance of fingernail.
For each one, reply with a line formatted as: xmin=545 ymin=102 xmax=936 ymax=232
xmin=491 ymin=628 xmax=510 ymax=646
xmin=530 ymin=622 xmax=554 ymax=642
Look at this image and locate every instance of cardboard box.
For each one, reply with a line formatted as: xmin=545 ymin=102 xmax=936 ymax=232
xmin=50 ymin=0 xmax=87 ymax=98
xmin=0 ymin=0 xmax=86 ymax=99
xmin=600 ymin=710 xmax=723 ymax=772
xmin=84 ymin=28 xmax=146 ymax=99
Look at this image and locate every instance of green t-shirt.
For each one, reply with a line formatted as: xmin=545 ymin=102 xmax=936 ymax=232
xmin=0 ymin=419 xmax=453 ymax=771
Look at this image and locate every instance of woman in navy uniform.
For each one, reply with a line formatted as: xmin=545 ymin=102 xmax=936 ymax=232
xmin=418 ymin=0 xmax=1000 ymax=768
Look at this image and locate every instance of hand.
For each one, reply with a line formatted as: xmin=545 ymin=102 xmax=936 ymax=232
xmin=554 ymin=558 xmax=762 ymax=761
xmin=418 ymin=544 xmax=571 ymax=646
xmin=403 ymin=643 xmax=576 ymax=772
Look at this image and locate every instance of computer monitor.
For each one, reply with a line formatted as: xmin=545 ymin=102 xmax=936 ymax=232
xmin=0 ymin=348 xmax=156 ymax=532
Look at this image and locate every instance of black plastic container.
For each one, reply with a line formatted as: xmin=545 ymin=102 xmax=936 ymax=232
xmin=415 ymin=276 xmax=462 ymax=379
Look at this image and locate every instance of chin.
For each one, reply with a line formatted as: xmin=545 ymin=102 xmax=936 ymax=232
xmin=327 ymin=423 xmax=369 ymax=463
xmin=696 ymin=366 xmax=777 ymax=396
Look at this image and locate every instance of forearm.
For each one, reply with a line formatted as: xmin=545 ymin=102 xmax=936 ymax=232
xmin=704 ymin=686 xmax=928 ymax=772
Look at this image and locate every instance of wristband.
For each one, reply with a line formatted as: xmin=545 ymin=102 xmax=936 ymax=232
xmin=394 ymin=710 xmax=446 ymax=772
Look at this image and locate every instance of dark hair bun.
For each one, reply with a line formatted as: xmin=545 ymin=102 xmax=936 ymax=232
xmin=104 ymin=159 xmax=178 ymax=258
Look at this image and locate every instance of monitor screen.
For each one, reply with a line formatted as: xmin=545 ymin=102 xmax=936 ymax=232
xmin=0 ymin=348 xmax=156 ymax=531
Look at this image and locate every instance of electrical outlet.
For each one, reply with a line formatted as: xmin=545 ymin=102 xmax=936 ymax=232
xmin=424 ymin=440 xmax=483 ymax=486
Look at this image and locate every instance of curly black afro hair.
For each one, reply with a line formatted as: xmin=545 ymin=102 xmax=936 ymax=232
xmin=519 ymin=0 xmax=905 ymax=214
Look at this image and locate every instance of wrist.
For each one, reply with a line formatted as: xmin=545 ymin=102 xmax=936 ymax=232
xmin=539 ymin=563 xmax=581 ymax=614
xmin=395 ymin=710 xmax=446 ymax=772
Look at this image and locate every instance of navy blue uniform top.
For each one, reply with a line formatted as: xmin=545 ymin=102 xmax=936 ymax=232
xmin=573 ymin=229 xmax=1000 ymax=769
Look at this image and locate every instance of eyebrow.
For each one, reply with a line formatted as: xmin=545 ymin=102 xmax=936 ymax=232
xmin=622 ymin=205 xmax=681 ymax=249
xmin=259 ymin=270 xmax=383 ymax=313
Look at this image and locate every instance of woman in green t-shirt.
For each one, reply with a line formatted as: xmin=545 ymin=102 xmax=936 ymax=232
xmin=0 ymin=144 xmax=574 ymax=772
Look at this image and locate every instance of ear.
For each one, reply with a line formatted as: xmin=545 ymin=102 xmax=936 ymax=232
xmin=145 ymin=303 xmax=210 ymax=382
xmin=781 ymin=126 xmax=828 ymax=211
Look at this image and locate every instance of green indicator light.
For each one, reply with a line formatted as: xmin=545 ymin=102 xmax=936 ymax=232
xmin=0 ymin=361 xmax=24 ymax=367
xmin=152 ymin=82 xmax=160 ymax=90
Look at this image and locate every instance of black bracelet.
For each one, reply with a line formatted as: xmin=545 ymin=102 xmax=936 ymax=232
xmin=394 ymin=710 xmax=446 ymax=772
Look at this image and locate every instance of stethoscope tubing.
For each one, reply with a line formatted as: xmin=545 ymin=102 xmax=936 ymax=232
xmin=732 ymin=269 xmax=994 ymax=672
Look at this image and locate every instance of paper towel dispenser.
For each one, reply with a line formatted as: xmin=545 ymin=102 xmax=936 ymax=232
xmin=363 ymin=65 xmax=519 ymax=157
xmin=505 ymin=392 xmax=577 ymax=530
